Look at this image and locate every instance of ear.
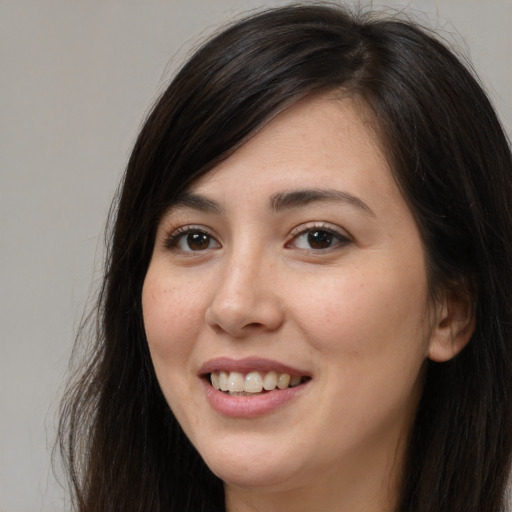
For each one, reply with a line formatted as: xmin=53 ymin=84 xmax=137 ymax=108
xmin=427 ymin=290 xmax=475 ymax=362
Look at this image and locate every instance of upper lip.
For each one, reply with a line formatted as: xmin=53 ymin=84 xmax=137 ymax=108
xmin=199 ymin=357 xmax=311 ymax=377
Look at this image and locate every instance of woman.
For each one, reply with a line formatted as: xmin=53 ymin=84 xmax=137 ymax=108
xmin=59 ymin=3 xmax=512 ymax=512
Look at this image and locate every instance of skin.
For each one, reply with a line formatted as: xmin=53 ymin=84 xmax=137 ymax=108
xmin=142 ymin=95 xmax=469 ymax=512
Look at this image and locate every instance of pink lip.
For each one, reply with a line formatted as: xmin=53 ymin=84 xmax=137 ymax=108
xmin=199 ymin=357 xmax=311 ymax=418
xmin=199 ymin=356 xmax=310 ymax=377
xmin=202 ymin=380 xmax=309 ymax=418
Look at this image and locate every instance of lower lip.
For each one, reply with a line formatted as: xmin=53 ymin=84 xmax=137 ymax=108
xmin=202 ymin=379 xmax=308 ymax=418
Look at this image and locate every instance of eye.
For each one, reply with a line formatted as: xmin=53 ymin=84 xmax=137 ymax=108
xmin=287 ymin=225 xmax=350 ymax=251
xmin=166 ymin=227 xmax=220 ymax=252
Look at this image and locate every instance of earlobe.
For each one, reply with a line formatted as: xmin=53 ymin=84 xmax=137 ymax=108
xmin=427 ymin=292 xmax=475 ymax=362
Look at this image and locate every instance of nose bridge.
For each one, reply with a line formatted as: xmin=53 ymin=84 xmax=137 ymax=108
xmin=205 ymin=239 xmax=283 ymax=336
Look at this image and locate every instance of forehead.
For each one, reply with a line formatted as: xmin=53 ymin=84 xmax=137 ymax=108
xmin=186 ymin=94 xmax=399 ymax=215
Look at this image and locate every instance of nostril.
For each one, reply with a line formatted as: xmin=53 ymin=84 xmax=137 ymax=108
xmin=246 ymin=322 xmax=264 ymax=329
xmin=208 ymin=321 xmax=265 ymax=337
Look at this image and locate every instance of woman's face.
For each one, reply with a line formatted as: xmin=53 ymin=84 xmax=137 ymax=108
xmin=142 ymin=96 xmax=448 ymax=497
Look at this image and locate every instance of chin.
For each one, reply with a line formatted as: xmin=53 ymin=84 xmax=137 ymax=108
xmin=195 ymin=434 xmax=305 ymax=490
xmin=210 ymin=460 xmax=301 ymax=492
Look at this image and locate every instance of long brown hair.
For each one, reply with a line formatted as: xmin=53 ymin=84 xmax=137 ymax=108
xmin=59 ymin=4 xmax=512 ymax=511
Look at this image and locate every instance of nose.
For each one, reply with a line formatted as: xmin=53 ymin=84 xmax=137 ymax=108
xmin=205 ymin=250 xmax=284 ymax=338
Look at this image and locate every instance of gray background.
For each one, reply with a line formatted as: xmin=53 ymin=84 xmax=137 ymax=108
xmin=1 ymin=1 xmax=511 ymax=511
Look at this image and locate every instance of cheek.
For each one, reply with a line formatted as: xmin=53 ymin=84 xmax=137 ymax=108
xmin=293 ymin=261 xmax=431 ymax=433
xmin=289 ymin=258 xmax=432 ymax=363
xmin=142 ymin=269 xmax=205 ymax=368
xmin=142 ymin=267 xmax=213 ymax=428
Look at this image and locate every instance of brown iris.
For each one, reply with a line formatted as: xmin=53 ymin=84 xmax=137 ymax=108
xmin=307 ymin=230 xmax=333 ymax=249
xmin=186 ymin=232 xmax=211 ymax=250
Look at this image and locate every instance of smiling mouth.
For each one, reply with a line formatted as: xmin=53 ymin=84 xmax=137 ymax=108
xmin=209 ymin=370 xmax=310 ymax=396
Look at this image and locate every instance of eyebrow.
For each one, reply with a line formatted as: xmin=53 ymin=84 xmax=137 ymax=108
xmin=171 ymin=191 xmax=224 ymax=215
xmin=270 ymin=188 xmax=375 ymax=217
xmin=168 ymin=188 xmax=375 ymax=217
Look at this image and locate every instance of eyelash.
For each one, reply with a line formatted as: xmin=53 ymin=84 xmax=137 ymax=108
xmin=164 ymin=225 xmax=220 ymax=252
xmin=287 ymin=223 xmax=351 ymax=251
xmin=164 ymin=223 xmax=351 ymax=253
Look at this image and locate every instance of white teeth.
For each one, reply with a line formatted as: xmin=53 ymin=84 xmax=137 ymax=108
xmin=210 ymin=370 xmax=306 ymax=393
xmin=277 ymin=373 xmax=291 ymax=389
xmin=219 ymin=371 xmax=229 ymax=391
xmin=211 ymin=372 xmax=220 ymax=390
xmin=263 ymin=370 xmax=277 ymax=390
xmin=244 ymin=371 xmax=263 ymax=393
xmin=228 ymin=371 xmax=244 ymax=392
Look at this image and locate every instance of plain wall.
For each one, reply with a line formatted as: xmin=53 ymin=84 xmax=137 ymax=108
xmin=1 ymin=1 xmax=511 ymax=511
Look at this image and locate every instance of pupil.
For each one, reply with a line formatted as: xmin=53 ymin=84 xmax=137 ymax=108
xmin=187 ymin=232 xmax=209 ymax=250
xmin=308 ymin=230 xmax=332 ymax=249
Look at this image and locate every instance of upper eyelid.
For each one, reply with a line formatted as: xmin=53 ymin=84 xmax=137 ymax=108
xmin=158 ymin=207 xmax=209 ymax=230
xmin=169 ymin=223 xmax=212 ymax=234
xmin=159 ymin=201 xmax=222 ymax=229
xmin=289 ymin=221 xmax=351 ymax=239
xmin=163 ymin=221 xmax=215 ymax=237
xmin=162 ymin=224 xmax=220 ymax=249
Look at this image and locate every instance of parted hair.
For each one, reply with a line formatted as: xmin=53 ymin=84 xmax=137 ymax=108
xmin=59 ymin=3 xmax=512 ymax=511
